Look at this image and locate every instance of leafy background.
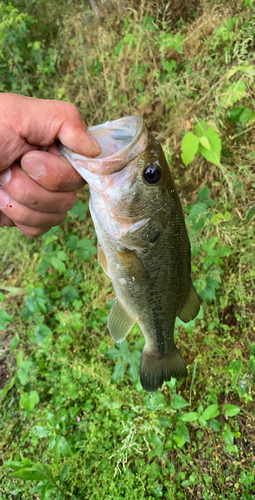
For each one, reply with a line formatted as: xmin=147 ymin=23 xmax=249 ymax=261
xmin=0 ymin=0 xmax=255 ymax=498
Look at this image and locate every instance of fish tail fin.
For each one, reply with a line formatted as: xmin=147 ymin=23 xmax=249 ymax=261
xmin=140 ymin=346 xmax=187 ymax=392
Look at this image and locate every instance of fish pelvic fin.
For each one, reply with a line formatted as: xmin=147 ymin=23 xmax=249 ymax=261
xmin=140 ymin=346 xmax=187 ymax=392
xmin=108 ymin=299 xmax=135 ymax=343
xmin=98 ymin=242 xmax=109 ymax=277
xmin=177 ymin=285 xmax=200 ymax=323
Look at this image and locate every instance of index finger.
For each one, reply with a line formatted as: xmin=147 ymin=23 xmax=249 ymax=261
xmin=21 ymin=149 xmax=86 ymax=191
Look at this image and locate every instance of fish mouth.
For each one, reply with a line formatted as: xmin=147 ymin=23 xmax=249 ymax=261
xmin=59 ymin=116 xmax=148 ymax=176
xmin=89 ymin=116 xmax=144 ymax=160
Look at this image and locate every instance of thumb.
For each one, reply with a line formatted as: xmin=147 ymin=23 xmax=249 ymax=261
xmin=5 ymin=94 xmax=101 ymax=157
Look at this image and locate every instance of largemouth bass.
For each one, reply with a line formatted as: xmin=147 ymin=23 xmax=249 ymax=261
xmin=60 ymin=116 xmax=200 ymax=392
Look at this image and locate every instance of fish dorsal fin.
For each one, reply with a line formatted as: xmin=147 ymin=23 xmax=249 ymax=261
xmin=177 ymin=285 xmax=200 ymax=323
xmin=117 ymin=249 xmax=148 ymax=281
xmin=98 ymin=242 xmax=109 ymax=277
xmin=108 ymin=299 xmax=135 ymax=343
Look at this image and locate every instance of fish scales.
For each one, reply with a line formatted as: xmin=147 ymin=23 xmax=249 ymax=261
xmin=60 ymin=116 xmax=200 ymax=392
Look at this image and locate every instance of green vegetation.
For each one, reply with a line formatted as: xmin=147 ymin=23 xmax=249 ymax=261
xmin=0 ymin=0 xmax=255 ymax=498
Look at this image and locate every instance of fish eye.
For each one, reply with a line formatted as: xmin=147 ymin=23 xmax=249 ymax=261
xmin=143 ymin=163 xmax=161 ymax=184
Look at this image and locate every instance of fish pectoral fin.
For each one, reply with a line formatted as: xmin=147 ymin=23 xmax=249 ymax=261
xmin=177 ymin=285 xmax=201 ymax=323
xmin=98 ymin=242 xmax=109 ymax=277
xmin=117 ymin=249 xmax=148 ymax=281
xmin=108 ymin=299 xmax=135 ymax=343
xmin=140 ymin=346 xmax=187 ymax=392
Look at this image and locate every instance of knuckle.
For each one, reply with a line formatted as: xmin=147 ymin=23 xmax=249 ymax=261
xmin=64 ymin=102 xmax=82 ymax=121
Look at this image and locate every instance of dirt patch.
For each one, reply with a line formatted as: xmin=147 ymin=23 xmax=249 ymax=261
xmin=0 ymin=332 xmax=13 ymax=389
xmin=0 ymin=357 xmax=9 ymax=389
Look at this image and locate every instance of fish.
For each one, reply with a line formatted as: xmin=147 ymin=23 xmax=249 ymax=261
xmin=60 ymin=116 xmax=200 ymax=392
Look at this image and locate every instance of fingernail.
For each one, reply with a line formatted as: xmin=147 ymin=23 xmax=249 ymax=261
xmin=0 ymin=188 xmax=11 ymax=209
xmin=88 ymin=131 xmax=101 ymax=154
xmin=22 ymin=158 xmax=45 ymax=179
xmin=0 ymin=168 xmax=11 ymax=186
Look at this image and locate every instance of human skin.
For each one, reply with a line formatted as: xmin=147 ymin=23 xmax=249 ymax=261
xmin=0 ymin=93 xmax=101 ymax=237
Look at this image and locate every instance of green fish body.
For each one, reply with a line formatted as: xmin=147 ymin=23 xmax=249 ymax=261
xmin=60 ymin=116 xmax=200 ymax=391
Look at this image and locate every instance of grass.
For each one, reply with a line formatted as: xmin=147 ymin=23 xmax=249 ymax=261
xmin=0 ymin=0 xmax=255 ymax=498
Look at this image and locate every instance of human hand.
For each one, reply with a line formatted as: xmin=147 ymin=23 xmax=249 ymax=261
xmin=0 ymin=93 xmax=101 ymax=236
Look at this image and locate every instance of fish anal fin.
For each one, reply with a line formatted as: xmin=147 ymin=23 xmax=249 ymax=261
xmin=178 ymin=285 xmax=200 ymax=323
xmin=98 ymin=242 xmax=109 ymax=277
xmin=108 ymin=299 xmax=135 ymax=343
xmin=140 ymin=345 xmax=187 ymax=392
xmin=117 ymin=249 xmax=148 ymax=281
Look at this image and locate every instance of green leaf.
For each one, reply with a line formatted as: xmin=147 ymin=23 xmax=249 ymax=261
xmin=239 ymin=107 xmax=255 ymax=125
xmin=16 ymin=349 xmax=24 ymax=368
xmin=10 ymin=334 xmax=20 ymax=354
xmin=20 ymin=391 xmax=39 ymax=411
xmin=76 ymin=238 xmax=97 ymax=261
xmin=221 ymin=81 xmax=246 ymax=107
xmin=10 ymin=468 xmax=48 ymax=481
xmin=33 ymin=324 xmax=52 ymax=346
xmin=0 ymin=309 xmax=12 ymax=330
xmin=188 ymin=202 xmax=208 ymax=222
xmin=61 ymin=286 xmax=79 ymax=306
xmin=227 ymin=65 xmax=254 ymax=78
xmin=17 ymin=361 xmax=32 ymax=385
xmin=246 ymin=205 xmax=255 ymax=222
xmin=223 ymin=404 xmax=241 ymax=417
xmin=197 ymin=185 xmax=210 ymax=202
xmin=171 ymin=395 xmax=189 ymax=410
xmin=201 ymin=404 xmax=219 ymax=420
xmin=1 ymin=376 xmax=15 ymax=399
xmin=60 ymin=464 xmax=68 ymax=484
xmin=222 ymin=428 xmax=234 ymax=445
xmin=41 ymin=481 xmax=55 ymax=500
xmin=57 ymin=251 xmax=68 ymax=261
xmin=31 ymin=426 xmax=50 ymax=438
xmin=47 ymin=411 xmax=56 ymax=427
xmin=209 ymin=419 xmax=222 ymax=432
xmin=40 ymin=463 xmax=56 ymax=484
xmin=227 ymin=106 xmax=245 ymax=122
xmin=66 ymin=235 xmax=79 ymax=251
xmin=179 ymin=412 xmax=199 ymax=422
xmin=124 ymin=33 xmax=136 ymax=45
xmin=69 ymin=200 xmax=88 ymax=220
xmin=194 ymin=276 xmax=221 ymax=303
xmin=128 ymin=350 xmax=141 ymax=383
xmin=38 ymin=257 xmax=51 ymax=275
xmin=174 ymin=436 xmax=185 ymax=448
xmin=105 ymin=346 xmax=122 ymax=360
xmin=176 ymin=423 xmax=190 ymax=443
xmin=25 ymin=287 xmax=48 ymax=313
xmin=199 ymin=136 xmax=211 ymax=150
xmin=181 ymin=132 xmax=200 ymax=166
xmin=51 ymin=256 xmax=66 ymax=272
xmin=106 ymin=340 xmax=141 ymax=385
xmin=194 ymin=121 xmax=221 ymax=167
xmin=114 ymin=40 xmax=123 ymax=56
xmin=3 ymin=459 xmax=34 ymax=471
xmin=111 ymin=360 xmax=125 ymax=382
xmin=159 ymin=416 xmax=173 ymax=428
xmin=53 ymin=436 xmax=71 ymax=464
xmin=144 ymin=392 xmax=166 ymax=411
